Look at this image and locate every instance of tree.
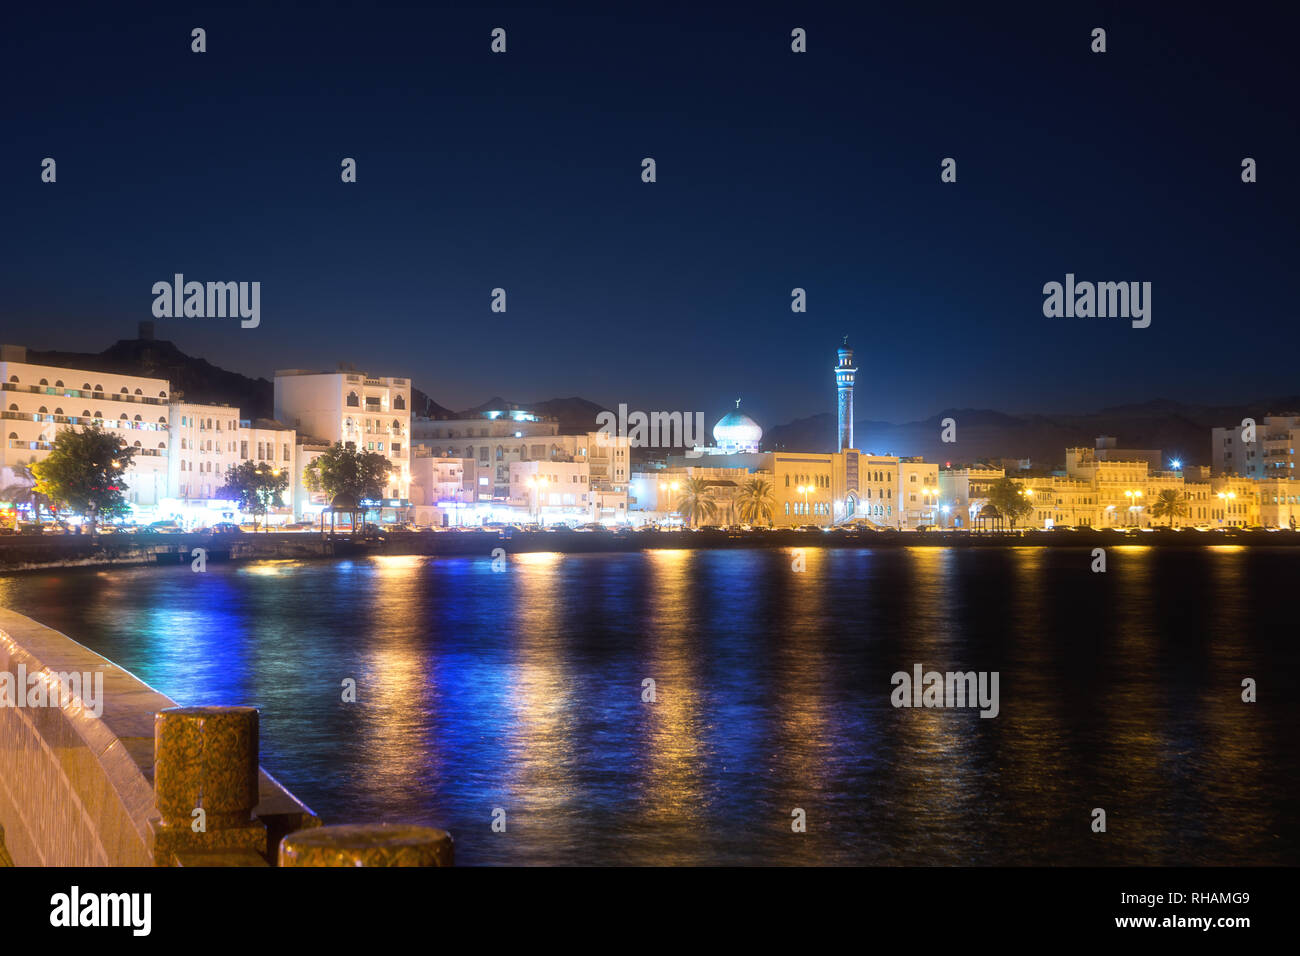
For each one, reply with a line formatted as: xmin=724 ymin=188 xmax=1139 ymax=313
xmin=30 ymin=424 xmax=136 ymax=536
xmin=218 ymin=461 xmax=290 ymax=531
xmin=986 ymin=477 xmax=1034 ymax=529
xmin=675 ymin=477 xmax=719 ymax=528
xmin=303 ymin=443 xmax=392 ymax=524
xmin=1150 ymin=488 xmax=1189 ymax=528
xmin=736 ymin=475 xmax=776 ymax=527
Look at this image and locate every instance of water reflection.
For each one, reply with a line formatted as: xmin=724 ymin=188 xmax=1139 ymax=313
xmin=0 ymin=544 xmax=1295 ymax=865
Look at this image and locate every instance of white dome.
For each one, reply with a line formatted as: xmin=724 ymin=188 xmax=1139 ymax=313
xmin=713 ymin=409 xmax=762 ymax=447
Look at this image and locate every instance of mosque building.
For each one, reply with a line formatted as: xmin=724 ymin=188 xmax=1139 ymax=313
xmin=692 ymin=399 xmax=762 ymax=456
xmin=628 ymin=342 xmax=939 ymax=530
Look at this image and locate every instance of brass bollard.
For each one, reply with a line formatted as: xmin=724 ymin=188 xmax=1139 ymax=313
xmin=152 ymin=706 xmax=267 ymax=865
xmin=279 ymin=823 xmax=454 ymax=867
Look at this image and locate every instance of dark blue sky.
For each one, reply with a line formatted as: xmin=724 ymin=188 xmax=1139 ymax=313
xmin=3 ymin=2 xmax=1296 ymax=427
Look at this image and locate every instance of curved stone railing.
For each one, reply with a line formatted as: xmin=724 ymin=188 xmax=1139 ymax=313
xmin=0 ymin=608 xmax=320 ymax=866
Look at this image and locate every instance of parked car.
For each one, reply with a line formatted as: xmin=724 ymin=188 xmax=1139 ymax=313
xmin=209 ymin=522 xmax=242 ymax=535
xmin=149 ymin=521 xmax=183 ymax=534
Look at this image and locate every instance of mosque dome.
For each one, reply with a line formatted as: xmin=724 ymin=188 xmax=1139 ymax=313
xmin=713 ymin=406 xmax=762 ymax=448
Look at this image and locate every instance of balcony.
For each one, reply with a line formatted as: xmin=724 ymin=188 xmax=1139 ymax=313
xmin=1 ymin=410 xmax=166 ymax=431
xmin=1 ymin=383 xmax=165 ymax=406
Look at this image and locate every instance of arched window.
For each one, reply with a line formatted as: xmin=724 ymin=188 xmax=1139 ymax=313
xmin=120 ymin=413 xmax=129 ymax=420
xmin=120 ymin=387 xmax=128 ymax=394
xmin=133 ymin=440 xmax=142 ymax=447
xmin=39 ymin=378 xmax=48 ymax=386
xmin=182 ymin=438 xmax=187 ymax=449
xmin=94 ymin=410 xmax=103 ymax=418
xmin=496 ymin=445 xmax=504 ymax=460
xmin=134 ymin=388 xmax=142 ymax=395
xmin=394 ymin=395 xmax=405 ymax=410
xmin=158 ymin=442 xmax=166 ymax=449
xmin=82 ymin=383 xmax=91 ymax=391
xmin=346 ymin=392 xmax=359 ymax=407
xmin=6 ymin=404 xmax=15 ymax=411
xmin=94 ymin=385 xmax=104 ymax=392
xmin=7 ymin=432 xmax=15 ymax=440
xmin=54 ymin=380 xmax=64 ymax=388
xmin=158 ymin=391 xmax=167 ymax=398
xmin=7 ymin=376 xmax=16 ymax=383
xmin=134 ymin=414 xmax=142 ymax=421
xmin=158 ymin=416 xmax=167 ymax=423
xmin=54 ymin=407 xmax=63 ymax=416
xmin=38 ymin=406 xmax=47 ymax=414
xmin=82 ymin=410 xmax=90 ymax=417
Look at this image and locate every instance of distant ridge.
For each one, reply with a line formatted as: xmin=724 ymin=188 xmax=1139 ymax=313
xmin=17 ymin=335 xmax=1296 ymax=469
xmin=764 ymin=399 xmax=1300 ymax=469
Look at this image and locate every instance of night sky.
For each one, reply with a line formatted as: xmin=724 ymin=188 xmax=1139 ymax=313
xmin=2 ymin=2 xmax=1296 ymax=427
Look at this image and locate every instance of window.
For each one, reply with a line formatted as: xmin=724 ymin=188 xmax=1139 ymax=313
xmin=347 ymin=392 xmax=359 ymax=407
xmin=240 ymin=441 xmax=248 ymax=458
xmin=394 ymin=395 xmax=405 ymax=410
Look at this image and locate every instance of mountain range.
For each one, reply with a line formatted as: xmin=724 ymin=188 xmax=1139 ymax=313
xmin=19 ymin=334 xmax=1297 ymax=469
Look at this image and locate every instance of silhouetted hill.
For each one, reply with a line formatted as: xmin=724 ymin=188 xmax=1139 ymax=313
xmin=20 ymin=336 xmax=1296 ymax=469
xmin=26 ymin=337 xmax=272 ymax=417
xmin=764 ymin=399 xmax=1300 ymax=470
xmin=410 ymin=387 xmax=454 ymax=420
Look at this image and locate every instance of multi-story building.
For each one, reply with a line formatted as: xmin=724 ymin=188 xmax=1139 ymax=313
xmin=897 ymin=457 xmax=941 ymax=528
xmin=409 ymin=453 xmax=475 ymax=526
xmin=412 ymin=412 xmax=630 ymax=504
xmin=0 ymin=345 xmax=171 ymax=510
xmin=509 ymin=460 xmax=592 ymax=526
xmin=274 ymin=367 xmax=411 ymax=509
xmin=1014 ymin=475 xmax=1099 ymax=528
xmin=165 ymin=402 xmax=242 ymax=523
xmin=1256 ymin=477 xmax=1300 ymax=528
xmin=938 ymin=465 xmax=1006 ymax=529
xmin=1213 ymin=414 xmax=1300 ymax=478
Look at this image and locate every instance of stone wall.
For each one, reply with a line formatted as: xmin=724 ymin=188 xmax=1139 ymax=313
xmin=0 ymin=607 xmax=317 ymax=866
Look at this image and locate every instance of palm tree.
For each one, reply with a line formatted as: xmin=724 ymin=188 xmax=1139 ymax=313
xmin=1150 ymin=488 xmax=1189 ymax=527
xmin=675 ymin=477 xmax=719 ymax=528
xmin=736 ymin=476 xmax=776 ymax=527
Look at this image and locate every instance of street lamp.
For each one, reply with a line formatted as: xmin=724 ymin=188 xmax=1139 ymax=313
xmin=798 ymin=484 xmax=813 ymax=521
xmin=527 ymin=474 xmax=549 ymax=524
xmin=923 ymin=486 xmax=941 ymax=528
xmin=1217 ymin=489 xmax=1237 ymax=527
xmin=1124 ymin=489 xmax=1144 ymax=527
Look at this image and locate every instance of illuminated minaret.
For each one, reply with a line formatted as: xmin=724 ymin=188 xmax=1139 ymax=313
xmin=835 ymin=338 xmax=857 ymax=450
